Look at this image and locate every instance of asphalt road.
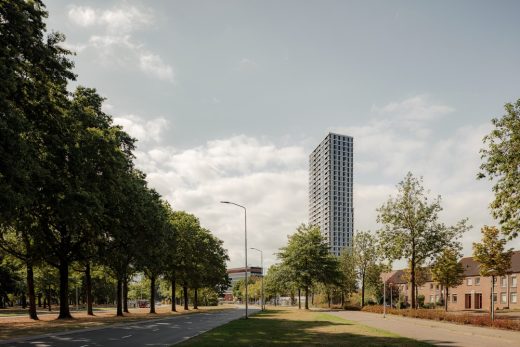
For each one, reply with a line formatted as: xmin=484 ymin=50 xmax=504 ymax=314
xmin=329 ymin=310 xmax=520 ymax=347
xmin=3 ymin=308 xmax=256 ymax=347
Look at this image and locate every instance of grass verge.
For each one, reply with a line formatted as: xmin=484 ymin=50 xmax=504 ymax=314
xmin=177 ymin=308 xmax=432 ymax=346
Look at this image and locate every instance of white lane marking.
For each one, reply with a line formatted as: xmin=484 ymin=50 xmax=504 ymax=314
xmin=121 ymin=335 xmax=132 ymax=339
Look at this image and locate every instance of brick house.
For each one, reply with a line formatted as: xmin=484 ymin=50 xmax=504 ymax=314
xmin=383 ymin=250 xmax=519 ymax=310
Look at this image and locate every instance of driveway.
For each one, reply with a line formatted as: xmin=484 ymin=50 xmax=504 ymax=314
xmin=2 ymin=308 xmax=256 ymax=347
xmin=329 ymin=310 xmax=520 ymax=347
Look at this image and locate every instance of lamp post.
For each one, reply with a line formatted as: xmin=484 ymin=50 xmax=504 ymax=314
xmin=250 ymin=247 xmax=264 ymax=311
xmin=221 ymin=201 xmax=248 ymax=319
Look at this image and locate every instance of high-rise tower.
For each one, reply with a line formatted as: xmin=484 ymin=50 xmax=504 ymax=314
xmin=309 ymin=133 xmax=353 ymax=256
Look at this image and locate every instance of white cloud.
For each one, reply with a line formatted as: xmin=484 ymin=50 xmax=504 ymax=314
xmin=113 ymin=114 xmax=169 ymax=144
xmin=67 ymin=4 xmax=151 ymax=33
xmin=68 ymin=6 xmax=97 ymax=27
xmin=66 ymin=3 xmax=173 ymax=82
xmin=139 ymin=53 xmax=174 ymax=82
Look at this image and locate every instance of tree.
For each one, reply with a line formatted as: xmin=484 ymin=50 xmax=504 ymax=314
xmin=353 ymin=231 xmax=380 ymax=306
xmin=478 ymin=99 xmax=520 ymax=239
xmin=278 ymin=224 xmax=340 ymax=309
xmin=431 ymin=248 xmax=464 ymax=311
xmin=377 ymin=172 xmax=470 ymax=309
xmin=473 ymin=226 xmax=513 ymax=320
xmin=0 ymin=0 xmax=75 ymax=320
xmin=338 ymin=250 xmax=357 ymax=306
xmin=402 ymin=261 xmax=429 ymax=308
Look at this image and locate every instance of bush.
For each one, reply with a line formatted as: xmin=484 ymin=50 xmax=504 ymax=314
xmin=360 ymin=305 xmax=520 ymax=331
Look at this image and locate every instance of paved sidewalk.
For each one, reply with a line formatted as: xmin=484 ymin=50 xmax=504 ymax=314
xmin=329 ymin=311 xmax=520 ymax=347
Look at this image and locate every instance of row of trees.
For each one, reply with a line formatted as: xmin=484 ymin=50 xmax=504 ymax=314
xmin=0 ymin=0 xmax=229 ymax=320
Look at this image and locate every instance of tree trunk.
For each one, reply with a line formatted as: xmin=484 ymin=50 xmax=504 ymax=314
xmin=298 ymin=288 xmax=301 ymax=309
xmin=183 ymin=285 xmax=189 ymax=310
xmin=85 ymin=262 xmax=94 ymax=315
xmin=411 ymin=253 xmax=416 ymax=310
xmin=37 ymin=293 xmax=42 ymax=308
xmin=361 ymin=271 xmax=366 ymax=307
xmin=445 ymin=286 xmax=449 ymax=312
xmin=171 ymin=277 xmax=176 ymax=311
xmin=305 ymin=287 xmax=309 ymax=310
xmin=150 ymin=275 xmax=156 ymax=314
xmin=341 ymin=291 xmax=345 ymax=307
xmin=327 ymin=290 xmax=331 ymax=308
xmin=491 ymin=275 xmax=495 ymax=321
xmin=47 ymin=285 xmax=52 ymax=311
xmin=26 ymin=261 xmax=38 ymax=320
xmin=194 ymin=288 xmax=198 ymax=309
xmin=58 ymin=260 xmax=72 ymax=319
xmin=123 ymin=277 xmax=129 ymax=313
xmin=116 ymin=278 xmax=123 ymax=316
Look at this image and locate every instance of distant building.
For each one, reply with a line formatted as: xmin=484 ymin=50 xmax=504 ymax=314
xmin=223 ymin=266 xmax=263 ymax=301
xmin=383 ymin=250 xmax=520 ymax=310
xmin=309 ymin=133 xmax=354 ymax=256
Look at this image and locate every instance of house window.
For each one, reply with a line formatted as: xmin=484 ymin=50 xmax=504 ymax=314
xmin=467 ymin=278 xmax=473 ymax=286
xmin=512 ymin=276 xmax=517 ymax=287
xmin=452 ymin=294 xmax=457 ymax=303
xmin=511 ymin=292 xmax=517 ymax=304
xmin=430 ymin=283 xmax=433 ymax=290
xmin=502 ymin=277 xmax=507 ymax=288
xmin=430 ymin=295 xmax=434 ymax=303
xmin=501 ymin=293 xmax=507 ymax=304
xmin=493 ymin=293 xmax=498 ymax=302
xmin=474 ymin=277 xmax=480 ymax=286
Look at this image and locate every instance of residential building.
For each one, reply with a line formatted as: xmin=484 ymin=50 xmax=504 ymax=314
xmin=309 ymin=132 xmax=354 ymax=256
xmin=383 ymin=250 xmax=520 ymax=310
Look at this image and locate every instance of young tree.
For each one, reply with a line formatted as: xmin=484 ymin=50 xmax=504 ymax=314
xmin=338 ymin=250 xmax=357 ymax=306
xmin=431 ymin=248 xmax=464 ymax=311
xmin=353 ymin=231 xmax=379 ymax=306
xmin=402 ymin=261 xmax=429 ymax=308
xmin=473 ymin=226 xmax=513 ymax=320
xmin=377 ymin=172 xmax=470 ymax=309
xmin=278 ymin=224 xmax=340 ymax=309
xmin=478 ymin=99 xmax=520 ymax=239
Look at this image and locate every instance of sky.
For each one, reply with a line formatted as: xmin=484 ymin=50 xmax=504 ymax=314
xmin=44 ymin=0 xmax=520 ymax=269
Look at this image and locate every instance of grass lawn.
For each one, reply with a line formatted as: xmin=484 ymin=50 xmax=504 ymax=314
xmin=178 ymin=308 xmax=433 ymax=346
xmin=0 ymin=305 xmax=231 ymax=341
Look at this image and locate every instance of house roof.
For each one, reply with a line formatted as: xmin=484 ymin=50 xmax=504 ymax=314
xmin=460 ymin=250 xmax=520 ymax=277
xmin=384 ymin=250 xmax=520 ymax=283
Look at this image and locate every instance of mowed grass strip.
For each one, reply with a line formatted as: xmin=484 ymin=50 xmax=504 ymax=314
xmin=178 ymin=307 xmax=433 ymax=346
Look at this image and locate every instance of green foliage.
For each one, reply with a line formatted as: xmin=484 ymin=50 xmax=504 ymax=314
xmin=473 ymin=226 xmax=513 ymax=278
xmin=338 ymin=250 xmax=357 ymax=297
xmin=278 ymin=224 xmax=340 ymax=308
xmin=353 ymin=231 xmax=380 ymax=306
xmin=479 ymin=99 xmax=520 ymax=239
xmin=377 ymin=172 xmax=469 ymax=308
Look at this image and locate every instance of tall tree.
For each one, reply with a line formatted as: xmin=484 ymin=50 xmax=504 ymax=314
xmin=479 ymin=99 xmax=520 ymax=239
xmin=353 ymin=231 xmax=380 ymax=307
xmin=431 ymin=248 xmax=464 ymax=311
xmin=473 ymin=226 xmax=513 ymax=320
xmin=377 ymin=172 xmax=470 ymax=309
xmin=278 ymin=224 xmax=340 ymax=309
xmin=0 ymin=0 xmax=75 ymax=320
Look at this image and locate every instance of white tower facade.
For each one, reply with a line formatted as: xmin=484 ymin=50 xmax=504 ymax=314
xmin=309 ymin=133 xmax=353 ymax=256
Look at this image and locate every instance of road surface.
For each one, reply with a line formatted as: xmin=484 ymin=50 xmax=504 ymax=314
xmin=2 ymin=308 xmax=256 ymax=347
xmin=329 ymin=310 xmax=520 ymax=347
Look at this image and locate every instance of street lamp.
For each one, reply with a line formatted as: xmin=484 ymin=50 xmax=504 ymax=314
xmin=221 ymin=201 xmax=248 ymax=319
xmin=250 ymin=247 xmax=264 ymax=311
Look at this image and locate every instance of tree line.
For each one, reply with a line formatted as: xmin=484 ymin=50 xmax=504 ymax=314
xmin=0 ymin=0 xmax=229 ymax=320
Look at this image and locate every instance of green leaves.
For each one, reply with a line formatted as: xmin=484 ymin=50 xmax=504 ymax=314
xmin=479 ymin=99 xmax=520 ymax=239
xmin=473 ymin=226 xmax=513 ymax=277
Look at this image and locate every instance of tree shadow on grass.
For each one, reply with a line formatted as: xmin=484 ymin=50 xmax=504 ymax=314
xmin=179 ymin=314 xmax=447 ymax=347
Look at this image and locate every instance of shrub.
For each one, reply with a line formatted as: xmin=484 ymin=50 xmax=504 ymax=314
xmin=360 ymin=305 xmax=520 ymax=331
